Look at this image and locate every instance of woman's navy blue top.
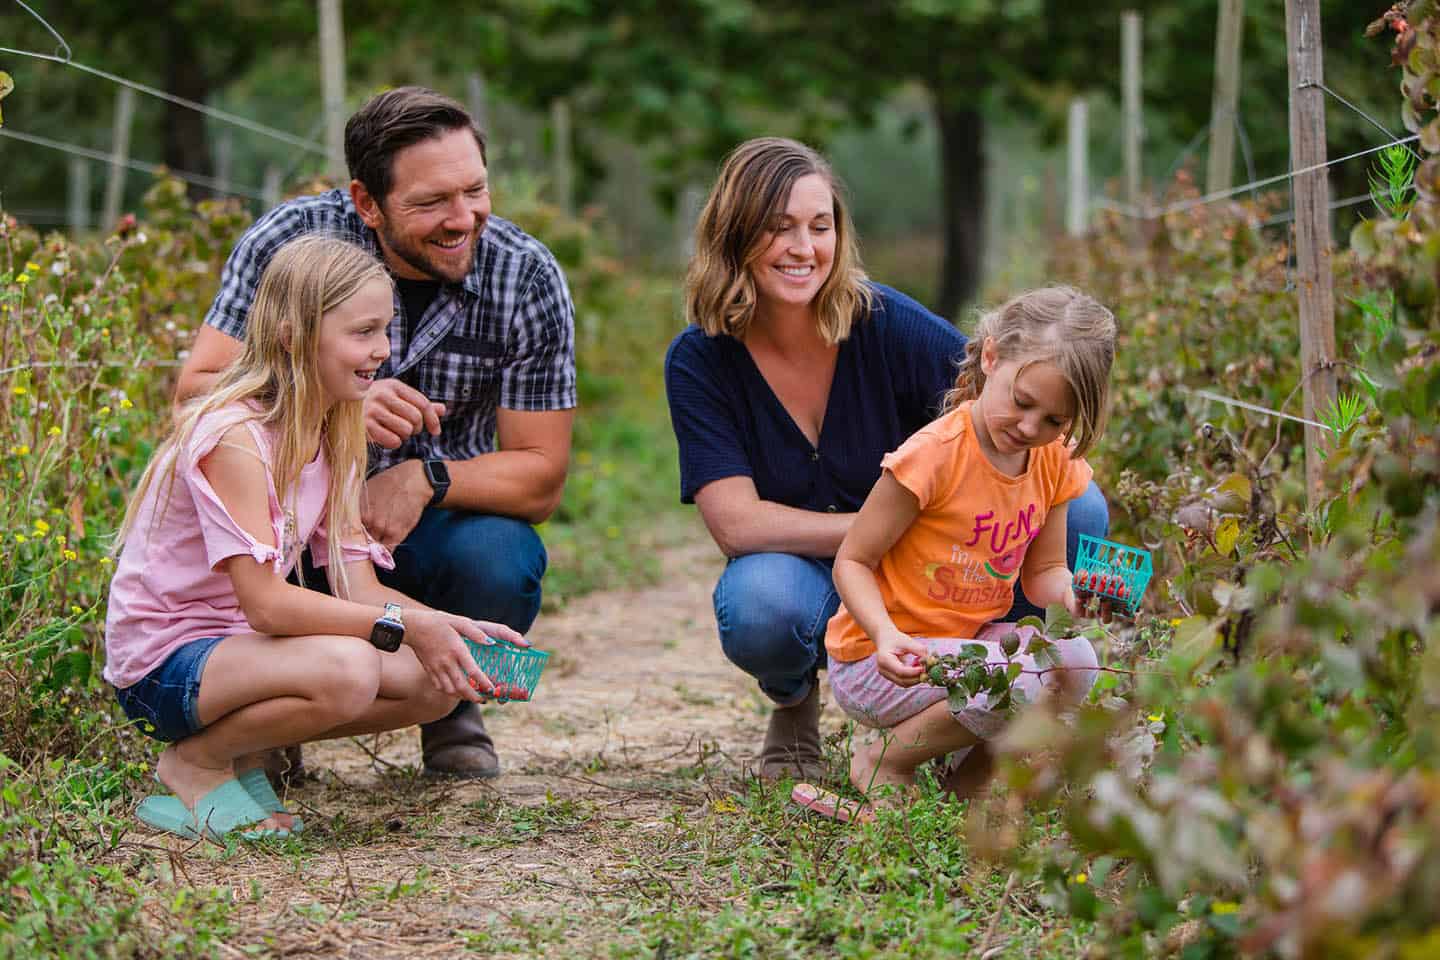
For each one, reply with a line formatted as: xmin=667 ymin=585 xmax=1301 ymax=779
xmin=664 ymin=284 xmax=967 ymax=516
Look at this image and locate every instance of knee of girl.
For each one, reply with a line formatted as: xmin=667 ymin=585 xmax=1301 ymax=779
xmin=311 ymin=637 xmax=383 ymax=721
xmin=416 ymin=690 xmax=459 ymax=725
xmin=1053 ymin=637 xmax=1100 ymax=702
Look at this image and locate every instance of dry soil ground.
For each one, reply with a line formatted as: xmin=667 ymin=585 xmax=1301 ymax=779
xmin=130 ymin=524 xmax=861 ymax=958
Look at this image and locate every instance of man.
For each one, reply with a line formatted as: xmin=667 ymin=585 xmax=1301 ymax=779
xmin=175 ymin=87 xmax=576 ymax=779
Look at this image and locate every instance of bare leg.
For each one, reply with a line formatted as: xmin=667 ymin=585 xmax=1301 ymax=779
xmin=940 ymin=742 xmax=995 ymax=801
xmin=156 ymin=632 xmax=451 ymax=829
xmin=849 ymin=699 xmax=978 ymax=800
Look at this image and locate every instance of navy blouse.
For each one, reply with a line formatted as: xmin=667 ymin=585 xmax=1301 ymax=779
xmin=664 ymin=284 xmax=967 ymax=515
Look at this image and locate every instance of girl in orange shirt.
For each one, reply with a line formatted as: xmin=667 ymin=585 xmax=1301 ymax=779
xmin=809 ymin=286 xmax=1116 ymax=816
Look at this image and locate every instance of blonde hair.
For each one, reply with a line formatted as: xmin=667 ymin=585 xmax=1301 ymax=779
xmin=117 ymin=235 xmax=391 ymax=598
xmin=684 ymin=137 xmax=873 ymax=345
xmin=943 ymin=286 xmax=1116 ymax=459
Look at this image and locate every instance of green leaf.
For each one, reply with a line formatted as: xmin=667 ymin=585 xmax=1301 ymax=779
xmin=1215 ymin=516 xmax=1240 ymax=556
xmin=1016 ymin=615 xmax=1046 ymax=632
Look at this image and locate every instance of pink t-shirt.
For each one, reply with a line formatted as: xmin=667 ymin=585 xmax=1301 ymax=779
xmin=103 ymin=404 xmax=392 ymax=688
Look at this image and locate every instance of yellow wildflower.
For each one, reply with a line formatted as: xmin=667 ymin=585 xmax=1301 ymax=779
xmin=63 ymin=550 xmax=77 ymax=561
xmin=1169 ymin=618 xmax=1184 ymax=627
xmin=11 ymin=385 xmax=26 ymax=396
xmin=47 ymin=426 xmax=62 ymax=437
xmin=1147 ymin=712 xmax=1164 ymax=723
xmin=33 ymin=519 xmax=50 ymax=534
xmin=100 ymin=328 xmax=110 ymax=338
xmin=10 ymin=444 xmax=29 ymax=456
xmin=119 ymin=398 xmax=133 ymax=409
xmin=98 ymin=556 xmax=112 ymax=566
xmin=55 ymin=534 xmax=66 ymax=545
xmin=14 ymin=534 xmax=27 ymax=544
xmin=70 ymin=605 xmax=82 ymax=615
xmin=24 ymin=261 xmax=39 ymax=273
xmin=15 ymin=273 xmax=30 ymax=285
xmin=97 ymin=405 xmax=111 ymax=416
xmin=1072 ymin=873 xmax=1088 ymax=885
xmin=1211 ymin=901 xmax=1240 ymax=915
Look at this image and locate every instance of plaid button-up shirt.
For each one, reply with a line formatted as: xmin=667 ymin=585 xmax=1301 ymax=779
xmin=205 ymin=190 xmax=577 ymax=476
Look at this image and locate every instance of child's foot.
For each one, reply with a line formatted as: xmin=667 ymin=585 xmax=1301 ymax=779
xmin=156 ymin=743 xmax=288 ymax=834
xmin=235 ymin=753 xmax=299 ymax=831
xmin=848 ymin=735 xmax=918 ymax=804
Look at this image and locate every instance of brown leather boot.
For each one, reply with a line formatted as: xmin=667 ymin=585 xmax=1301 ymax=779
xmin=421 ymin=701 xmax=500 ymax=779
xmin=756 ymin=685 xmax=826 ymax=781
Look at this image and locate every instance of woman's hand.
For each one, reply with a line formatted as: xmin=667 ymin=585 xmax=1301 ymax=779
xmin=875 ymin=630 xmax=930 ymax=687
xmin=405 ymin=611 xmax=525 ymax=700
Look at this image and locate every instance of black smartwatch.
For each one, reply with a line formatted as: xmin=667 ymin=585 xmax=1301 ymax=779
xmin=422 ymin=459 xmax=451 ymax=507
xmin=369 ymin=602 xmax=404 ymax=653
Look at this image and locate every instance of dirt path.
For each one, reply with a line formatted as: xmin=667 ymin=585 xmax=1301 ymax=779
xmin=144 ymin=523 xmax=847 ymax=957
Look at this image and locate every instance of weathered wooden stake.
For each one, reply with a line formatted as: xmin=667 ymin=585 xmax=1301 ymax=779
xmin=466 ymin=72 xmax=489 ymax=136
xmin=318 ymin=0 xmax=347 ymax=182
xmin=67 ymin=157 xmax=90 ymax=234
xmin=1285 ymin=0 xmax=1338 ymax=509
xmin=1207 ymin=0 xmax=1245 ymax=194
xmin=1066 ymin=98 xmax=1089 ymax=237
xmin=1122 ymin=11 xmax=1143 ymax=211
xmin=262 ymin=165 xmax=282 ymax=212
xmin=101 ymin=86 xmax=135 ymax=231
xmin=550 ymin=98 xmax=573 ymax=216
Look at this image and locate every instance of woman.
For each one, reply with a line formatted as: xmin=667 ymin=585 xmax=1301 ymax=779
xmin=664 ymin=137 xmax=1108 ymax=781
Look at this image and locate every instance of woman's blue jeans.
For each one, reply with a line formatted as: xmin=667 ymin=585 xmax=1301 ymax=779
xmin=712 ymin=480 xmax=1109 ymax=707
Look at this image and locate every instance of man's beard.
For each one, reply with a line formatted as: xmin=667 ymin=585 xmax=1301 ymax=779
xmin=378 ymin=222 xmax=476 ymax=284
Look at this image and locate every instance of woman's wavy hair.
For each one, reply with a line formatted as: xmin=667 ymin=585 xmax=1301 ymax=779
xmin=684 ymin=137 xmax=872 ymax=344
xmin=116 ymin=235 xmax=390 ymax=598
xmin=943 ymin=286 xmax=1116 ymax=459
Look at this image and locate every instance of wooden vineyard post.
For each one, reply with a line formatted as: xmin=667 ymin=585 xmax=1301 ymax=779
xmin=1066 ymin=98 xmax=1088 ymax=237
xmin=318 ymin=0 xmax=347 ymax=182
xmin=101 ymin=86 xmax=134 ymax=231
xmin=1122 ymin=11 xmax=1143 ymax=214
xmin=1285 ymin=0 xmax=1338 ymax=510
xmin=1207 ymin=0 xmax=1245 ymax=195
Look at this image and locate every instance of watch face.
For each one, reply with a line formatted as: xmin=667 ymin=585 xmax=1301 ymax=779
xmin=371 ymin=620 xmax=404 ymax=652
xmin=424 ymin=460 xmax=450 ymax=485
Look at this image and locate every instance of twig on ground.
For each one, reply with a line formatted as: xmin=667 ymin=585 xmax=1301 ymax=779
xmin=976 ymin=869 xmax=1019 ymax=956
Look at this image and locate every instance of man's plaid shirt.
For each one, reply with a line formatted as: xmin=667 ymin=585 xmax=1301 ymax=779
xmin=204 ymin=190 xmax=577 ymax=476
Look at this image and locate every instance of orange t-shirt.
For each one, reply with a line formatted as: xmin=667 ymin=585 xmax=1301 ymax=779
xmin=825 ymin=401 xmax=1093 ymax=662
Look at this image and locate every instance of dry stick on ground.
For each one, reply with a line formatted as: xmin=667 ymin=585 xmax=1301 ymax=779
xmin=975 ymin=869 xmax=1020 ymax=957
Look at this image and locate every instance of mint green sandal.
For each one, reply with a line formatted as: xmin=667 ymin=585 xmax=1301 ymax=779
xmin=237 ymin=767 xmax=303 ymax=833
xmin=136 ymin=779 xmax=289 ymax=841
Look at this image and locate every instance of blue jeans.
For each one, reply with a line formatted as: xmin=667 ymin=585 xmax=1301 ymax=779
xmin=376 ymin=508 xmax=547 ymax=633
xmin=712 ymin=481 xmax=1109 ymax=706
xmin=113 ymin=635 xmax=226 ymax=742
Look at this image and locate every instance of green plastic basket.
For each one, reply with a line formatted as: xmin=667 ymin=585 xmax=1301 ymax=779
xmin=463 ymin=636 xmax=550 ymax=704
xmin=1073 ymin=534 xmax=1153 ymax=616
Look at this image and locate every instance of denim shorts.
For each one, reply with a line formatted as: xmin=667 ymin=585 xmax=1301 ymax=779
xmin=113 ymin=636 xmax=225 ymax=742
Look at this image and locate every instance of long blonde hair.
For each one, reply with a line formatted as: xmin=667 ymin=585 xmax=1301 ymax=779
xmin=943 ymin=286 xmax=1116 ymax=459
xmin=117 ymin=235 xmax=390 ymax=598
xmin=684 ymin=137 xmax=873 ymax=345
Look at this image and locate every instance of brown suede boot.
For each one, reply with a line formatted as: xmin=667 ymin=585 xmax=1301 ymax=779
xmin=421 ymin=701 xmax=500 ymax=779
xmin=261 ymin=744 xmax=307 ymax=791
xmin=756 ymin=685 xmax=826 ymax=782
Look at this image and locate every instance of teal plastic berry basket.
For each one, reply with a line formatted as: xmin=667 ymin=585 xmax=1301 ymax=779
xmin=463 ymin=636 xmax=550 ymax=704
xmin=1073 ymin=534 xmax=1153 ymax=616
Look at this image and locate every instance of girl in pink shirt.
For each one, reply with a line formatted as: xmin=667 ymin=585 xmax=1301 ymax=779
xmin=106 ymin=236 xmax=521 ymax=840
xmin=798 ymin=287 xmax=1115 ymax=821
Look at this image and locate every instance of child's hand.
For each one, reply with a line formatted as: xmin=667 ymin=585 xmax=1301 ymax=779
xmin=875 ymin=631 xmax=930 ymax=687
xmin=407 ymin=610 xmax=512 ymax=701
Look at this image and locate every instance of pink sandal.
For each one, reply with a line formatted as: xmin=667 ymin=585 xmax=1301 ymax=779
xmin=790 ymin=782 xmax=876 ymax=824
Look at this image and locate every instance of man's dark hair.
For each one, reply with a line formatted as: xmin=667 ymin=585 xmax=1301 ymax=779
xmin=344 ymin=86 xmax=487 ymax=204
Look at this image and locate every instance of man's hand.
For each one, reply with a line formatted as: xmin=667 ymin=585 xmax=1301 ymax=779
xmin=364 ymin=378 xmax=446 ymax=449
xmin=405 ymin=611 xmax=525 ymax=701
xmin=363 ymin=460 xmax=432 ymax=549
